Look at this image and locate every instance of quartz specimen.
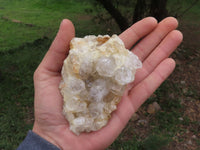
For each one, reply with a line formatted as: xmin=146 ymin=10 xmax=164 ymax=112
xmin=59 ymin=35 xmax=142 ymax=135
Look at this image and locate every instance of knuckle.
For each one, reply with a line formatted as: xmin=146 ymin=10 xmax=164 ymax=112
xmin=33 ymin=68 xmax=40 ymax=81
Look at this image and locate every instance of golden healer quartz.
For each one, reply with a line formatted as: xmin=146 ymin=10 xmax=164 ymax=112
xmin=59 ymin=35 xmax=142 ymax=135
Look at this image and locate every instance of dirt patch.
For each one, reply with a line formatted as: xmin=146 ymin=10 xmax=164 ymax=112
xmin=167 ymin=99 xmax=200 ymax=150
xmin=77 ymin=15 xmax=92 ymax=21
xmin=1 ymin=16 xmax=35 ymax=27
xmin=183 ymin=99 xmax=200 ymax=122
xmin=24 ymin=106 xmax=34 ymax=125
xmin=179 ymin=20 xmax=200 ymax=50
xmin=162 ymin=19 xmax=200 ymax=150
xmin=161 ymin=19 xmax=200 ymax=149
xmin=120 ymin=18 xmax=200 ymax=149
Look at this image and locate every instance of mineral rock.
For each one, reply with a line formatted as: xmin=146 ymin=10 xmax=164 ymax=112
xmin=59 ymin=35 xmax=142 ymax=135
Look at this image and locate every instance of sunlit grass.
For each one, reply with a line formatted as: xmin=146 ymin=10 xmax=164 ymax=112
xmin=0 ymin=0 xmax=97 ymax=52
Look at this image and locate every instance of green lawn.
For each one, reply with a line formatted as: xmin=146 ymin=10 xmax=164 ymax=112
xmin=0 ymin=0 xmax=106 ymax=52
xmin=0 ymin=0 xmax=108 ymax=149
xmin=0 ymin=0 xmax=199 ymax=149
xmin=0 ymin=38 xmax=50 ymax=149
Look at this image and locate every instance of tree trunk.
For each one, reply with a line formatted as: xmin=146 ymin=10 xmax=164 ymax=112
xmin=149 ymin=0 xmax=168 ymax=22
xmin=133 ymin=0 xmax=146 ymax=23
xmin=96 ymin=0 xmax=129 ymax=31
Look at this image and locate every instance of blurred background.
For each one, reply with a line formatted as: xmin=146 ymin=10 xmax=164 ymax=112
xmin=0 ymin=0 xmax=199 ymax=149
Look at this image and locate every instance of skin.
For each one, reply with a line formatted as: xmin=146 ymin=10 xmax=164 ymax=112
xmin=32 ymin=17 xmax=183 ymax=150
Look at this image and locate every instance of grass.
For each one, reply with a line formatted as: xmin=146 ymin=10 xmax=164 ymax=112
xmin=168 ymin=0 xmax=200 ymax=22
xmin=0 ymin=0 xmax=106 ymax=149
xmin=109 ymin=133 xmax=171 ymax=150
xmin=0 ymin=0 xmax=105 ymax=52
xmin=145 ymin=81 xmax=184 ymax=135
xmin=0 ymin=19 xmax=43 ymax=52
xmin=0 ymin=38 xmax=51 ymax=149
xmin=107 ymin=80 xmax=185 ymax=149
xmin=0 ymin=0 xmax=200 ymax=149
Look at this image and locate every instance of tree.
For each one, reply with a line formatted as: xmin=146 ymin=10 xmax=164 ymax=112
xmin=96 ymin=0 xmax=129 ymax=31
xmin=95 ymin=0 xmax=169 ymax=31
xmin=132 ymin=0 xmax=147 ymax=23
xmin=149 ymin=0 xmax=168 ymax=21
xmin=93 ymin=0 xmax=199 ymax=32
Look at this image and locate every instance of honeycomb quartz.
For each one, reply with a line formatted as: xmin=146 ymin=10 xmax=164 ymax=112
xmin=59 ymin=35 xmax=142 ymax=135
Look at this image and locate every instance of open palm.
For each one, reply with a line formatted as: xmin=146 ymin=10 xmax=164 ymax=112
xmin=32 ymin=17 xmax=182 ymax=150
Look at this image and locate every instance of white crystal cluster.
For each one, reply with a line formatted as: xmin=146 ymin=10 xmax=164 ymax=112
xmin=59 ymin=35 xmax=142 ymax=135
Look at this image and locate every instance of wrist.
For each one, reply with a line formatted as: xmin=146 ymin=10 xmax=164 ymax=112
xmin=32 ymin=123 xmax=62 ymax=149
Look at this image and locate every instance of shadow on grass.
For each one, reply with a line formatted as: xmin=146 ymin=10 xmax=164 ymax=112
xmin=0 ymin=37 xmax=51 ymax=149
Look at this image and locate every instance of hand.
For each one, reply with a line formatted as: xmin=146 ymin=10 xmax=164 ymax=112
xmin=33 ymin=17 xmax=182 ymax=150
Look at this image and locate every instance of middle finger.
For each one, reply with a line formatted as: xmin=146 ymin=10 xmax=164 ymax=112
xmin=132 ymin=17 xmax=178 ymax=61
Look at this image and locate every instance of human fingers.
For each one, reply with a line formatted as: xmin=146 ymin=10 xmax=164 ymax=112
xmin=119 ymin=17 xmax=157 ymax=49
xmin=129 ymin=58 xmax=176 ymax=111
xmin=132 ymin=17 xmax=178 ymax=61
xmin=38 ymin=19 xmax=75 ymax=74
xmin=133 ymin=30 xmax=183 ymax=86
xmin=85 ymin=58 xmax=176 ymax=148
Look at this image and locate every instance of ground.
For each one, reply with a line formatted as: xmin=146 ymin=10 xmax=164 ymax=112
xmin=110 ymin=19 xmax=200 ymax=150
xmin=0 ymin=0 xmax=199 ymax=149
xmin=167 ymin=20 xmax=200 ymax=149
